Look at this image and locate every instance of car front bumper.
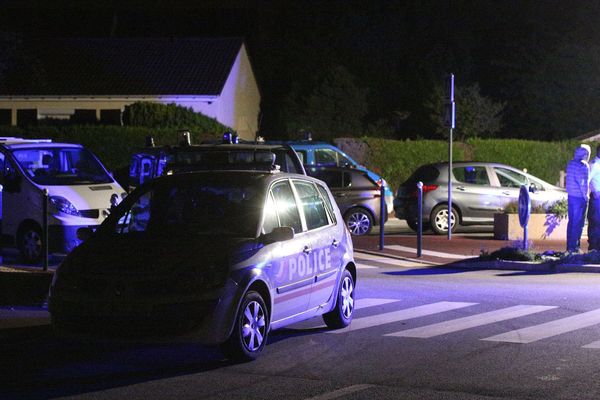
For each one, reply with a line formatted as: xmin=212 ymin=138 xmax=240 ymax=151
xmin=49 ymin=278 xmax=241 ymax=345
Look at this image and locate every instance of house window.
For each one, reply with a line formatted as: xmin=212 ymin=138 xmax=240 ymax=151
xmin=0 ymin=109 xmax=11 ymax=125
xmin=17 ymin=109 xmax=38 ymax=127
xmin=100 ymin=109 xmax=122 ymax=125
xmin=71 ymin=109 xmax=98 ymax=125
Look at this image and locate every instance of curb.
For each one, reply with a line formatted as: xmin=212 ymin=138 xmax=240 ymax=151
xmin=354 ymin=248 xmax=441 ymax=266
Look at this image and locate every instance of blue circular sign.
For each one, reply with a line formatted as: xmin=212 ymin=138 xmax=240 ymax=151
xmin=518 ymin=185 xmax=531 ymax=227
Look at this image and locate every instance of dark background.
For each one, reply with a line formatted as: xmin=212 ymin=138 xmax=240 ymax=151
xmin=1 ymin=0 xmax=598 ymax=140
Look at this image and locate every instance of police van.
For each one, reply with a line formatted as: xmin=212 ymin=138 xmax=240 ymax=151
xmin=0 ymin=137 xmax=126 ymax=262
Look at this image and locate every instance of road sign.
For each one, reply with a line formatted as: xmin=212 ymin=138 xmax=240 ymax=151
xmin=444 ymin=102 xmax=455 ymax=129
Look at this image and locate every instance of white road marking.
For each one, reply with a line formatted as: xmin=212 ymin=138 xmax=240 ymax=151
xmin=482 ymin=308 xmax=600 ymax=343
xmin=329 ymin=301 xmax=477 ymax=333
xmin=356 ymin=263 xmax=379 ymax=269
xmin=355 ymin=298 xmax=400 ymax=310
xmin=386 ymin=244 xmax=473 ymax=259
xmin=582 ymin=340 xmax=600 ymax=349
xmin=387 ymin=305 xmax=556 ymax=338
xmin=354 ymin=252 xmax=424 ymax=267
xmin=302 ymin=384 xmax=375 ymax=400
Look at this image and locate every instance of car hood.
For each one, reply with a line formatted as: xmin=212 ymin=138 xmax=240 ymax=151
xmin=66 ymin=233 xmax=256 ymax=277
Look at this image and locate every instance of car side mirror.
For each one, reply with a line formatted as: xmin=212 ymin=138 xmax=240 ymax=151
xmin=529 ymin=183 xmax=538 ymax=193
xmin=76 ymin=227 xmax=94 ymax=242
xmin=260 ymin=226 xmax=294 ymax=244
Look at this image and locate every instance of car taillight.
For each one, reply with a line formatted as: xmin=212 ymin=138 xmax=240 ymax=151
xmin=373 ymin=179 xmax=384 ymax=197
xmin=409 ymin=184 xmax=438 ymax=197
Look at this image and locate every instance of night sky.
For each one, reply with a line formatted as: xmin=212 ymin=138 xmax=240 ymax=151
xmin=1 ymin=0 xmax=599 ymax=140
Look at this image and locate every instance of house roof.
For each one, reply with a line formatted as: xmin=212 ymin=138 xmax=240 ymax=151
xmin=2 ymin=37 xmax=245 ymax=96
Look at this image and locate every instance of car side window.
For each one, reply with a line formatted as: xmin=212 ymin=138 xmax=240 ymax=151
xmin=116 ymin=190 xmax=153 ymax=234
xmin=293 ymin=180 xmax=329 ymax=230
xmin=311 ymin=169 xmax=343 ymax=188
xmin=346 ymin=171 xmax=376 ymax=188
xmin=270 ymin=180 xmax=303 ymax=234
xmin=296 ymin=150 xmax=307 ymax=165
xmin=316 ymin=184 xmax=337 ymax=224
xmin=494 ymin=167 xmax=529 ymax=188
xmin=262 ymin=193 xmax=279 ymax=234
xmin=453 ymin=166 xmax=490 ymax=185
xmin=315 ymin=149 xmax=338 ymax=166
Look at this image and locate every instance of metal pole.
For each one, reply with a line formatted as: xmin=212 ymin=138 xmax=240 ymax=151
xmin=448 ymin=127 xmax=453 ymax=240
xmin=379 ymin=184 xmax=385 ymax=250
xmin=42 ymin=189 xmax=49 ymax=272
xmin=417 ymin=181 xmax=423 ymax=257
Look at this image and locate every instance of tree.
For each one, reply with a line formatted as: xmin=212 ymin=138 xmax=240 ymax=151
xmin=426 ymin=83 xmax=505 ymax=141
xmin=281 ymin=65 xmax=368 ymax=142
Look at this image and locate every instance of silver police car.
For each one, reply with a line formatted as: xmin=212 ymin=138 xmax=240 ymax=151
xmin=49 ymin=170 xmax=356 ymax=361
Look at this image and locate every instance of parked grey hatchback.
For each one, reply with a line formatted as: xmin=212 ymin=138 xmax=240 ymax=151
xmin=394 ymin=162 xmax=567 ymax=234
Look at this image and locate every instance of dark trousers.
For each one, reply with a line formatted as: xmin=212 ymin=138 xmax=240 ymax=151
xmin=588 ymin=195 xmax=600 ymax=251
xmin=567 ymin=196 xmax=588 ymax=252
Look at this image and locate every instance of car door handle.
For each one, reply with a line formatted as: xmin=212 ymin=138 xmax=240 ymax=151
xmin=502 ymin=191 xmax=511 ymax=195
xmin=456 ymin=186 xmax=466 ymax=191
xmin=303 ymin=245 xmax=312 ymax=254
xmin=332 ymin=239 xmax=339 ymax=248
xmin=335 ymin=193 xmax=346 ymax=197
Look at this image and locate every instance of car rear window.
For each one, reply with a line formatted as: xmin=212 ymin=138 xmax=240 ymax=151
xmin=403 ymin=166 xmax=440 ymax=185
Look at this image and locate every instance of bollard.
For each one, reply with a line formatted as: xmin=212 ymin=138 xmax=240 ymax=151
xmin=379 ymin=184 xmax=385 ymax=250
xmin=42 ymin=188 xmax=49 ymax=271
xmin=417 ymin=181 xmax=423 ymax=257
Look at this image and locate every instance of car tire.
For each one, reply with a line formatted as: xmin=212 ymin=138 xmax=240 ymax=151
xmin=18 ymin=222 xmax=43 ymax=264
xmin=323 ymin=269 xmax=355 ymax=329
xmin=344 ymin=207 xmax=373 ymax=236
xmin=430 ymin=204 xmax=458 ymax=235
xmin=221 ymin=291 xmax=269 ymax=362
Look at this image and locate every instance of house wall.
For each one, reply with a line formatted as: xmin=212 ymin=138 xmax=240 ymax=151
xmin=0 ymin=45 xmax=262 ymax=140
xmin=216 ymin=44 xmax=261 ymax=140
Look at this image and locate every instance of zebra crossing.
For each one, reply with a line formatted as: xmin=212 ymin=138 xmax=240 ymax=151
xmin=334 ymin=298 xmax=600 ymax=349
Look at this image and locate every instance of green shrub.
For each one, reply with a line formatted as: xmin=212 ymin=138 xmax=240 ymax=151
xmin=123 ymin=101 xmax=230 ymax=133
xmin=479 ymin=246 xmax=541 ymax=262
xmin=361 ymin=137 xmax=580 ymax=193
xmin=0 ymin=125 xmax=220 ymax=171
xmin=502 ymin=198 xmax=567 ymax=218
xmin=362 ymin=138 xmax=466 ymax=191
xmin=467 ymin=138 xmax=580 ymax=185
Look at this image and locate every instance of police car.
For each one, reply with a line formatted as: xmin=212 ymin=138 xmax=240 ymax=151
xmin=49 ymin=170 xmax=356 ymax=361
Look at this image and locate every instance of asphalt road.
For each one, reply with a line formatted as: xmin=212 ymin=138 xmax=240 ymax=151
xmin=3 ymin=256 xmax=600 ymax=399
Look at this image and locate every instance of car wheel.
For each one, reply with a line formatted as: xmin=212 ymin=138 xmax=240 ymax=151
xmin=344 ymin=208 xmax=373 ymax=235
xmin=18 ymin=222 xmax=43 ymax=264
xmin=323 ymin=269 xmax=355 ymax=329
xmin=430 ymin=204 xmax=458 ymax=235
xmin=221 ymin=291 xmax=269 ymax=362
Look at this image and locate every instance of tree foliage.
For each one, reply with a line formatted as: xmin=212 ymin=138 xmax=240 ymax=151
xmin=281 ymin=65 xmax=368 ymax=141
xmin=426 ymin=83 xmax=505 ymax=141
xmin=122 ymin=101 xmax=230 ymax=133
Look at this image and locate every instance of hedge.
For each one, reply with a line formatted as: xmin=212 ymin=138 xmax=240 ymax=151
xmin=123 ymin=102 xmax=229 ymax=132
xmin=363 ymin=137 xmax=585 ymax=192
xmin=0 ymin=125 xmax=220 ymax=172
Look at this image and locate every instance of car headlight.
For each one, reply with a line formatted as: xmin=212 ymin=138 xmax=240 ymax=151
xmin=49 ymin=196 xmax=79 ymax=216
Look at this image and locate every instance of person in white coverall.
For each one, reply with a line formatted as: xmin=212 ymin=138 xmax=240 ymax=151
xmin=566 ymin=144 xmax=591 ymax=252
xmin=588 ymin=144 xmax=600 ymax=251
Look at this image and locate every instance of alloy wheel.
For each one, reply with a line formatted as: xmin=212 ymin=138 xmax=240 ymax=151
xmin=241 ymin=300 xmax=266 ymax=352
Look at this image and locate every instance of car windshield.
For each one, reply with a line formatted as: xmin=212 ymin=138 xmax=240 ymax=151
xmin=171 ymin=149 xmax=282 ymax=172
xmin=113 ymin=176 xmax=263 ymax=237
xmin=12 ymin=147 xmax=113 ymax=185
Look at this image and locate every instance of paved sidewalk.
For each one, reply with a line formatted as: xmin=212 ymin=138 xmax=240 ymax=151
xmin=351 ymin=233 xmax=573 ymax=266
